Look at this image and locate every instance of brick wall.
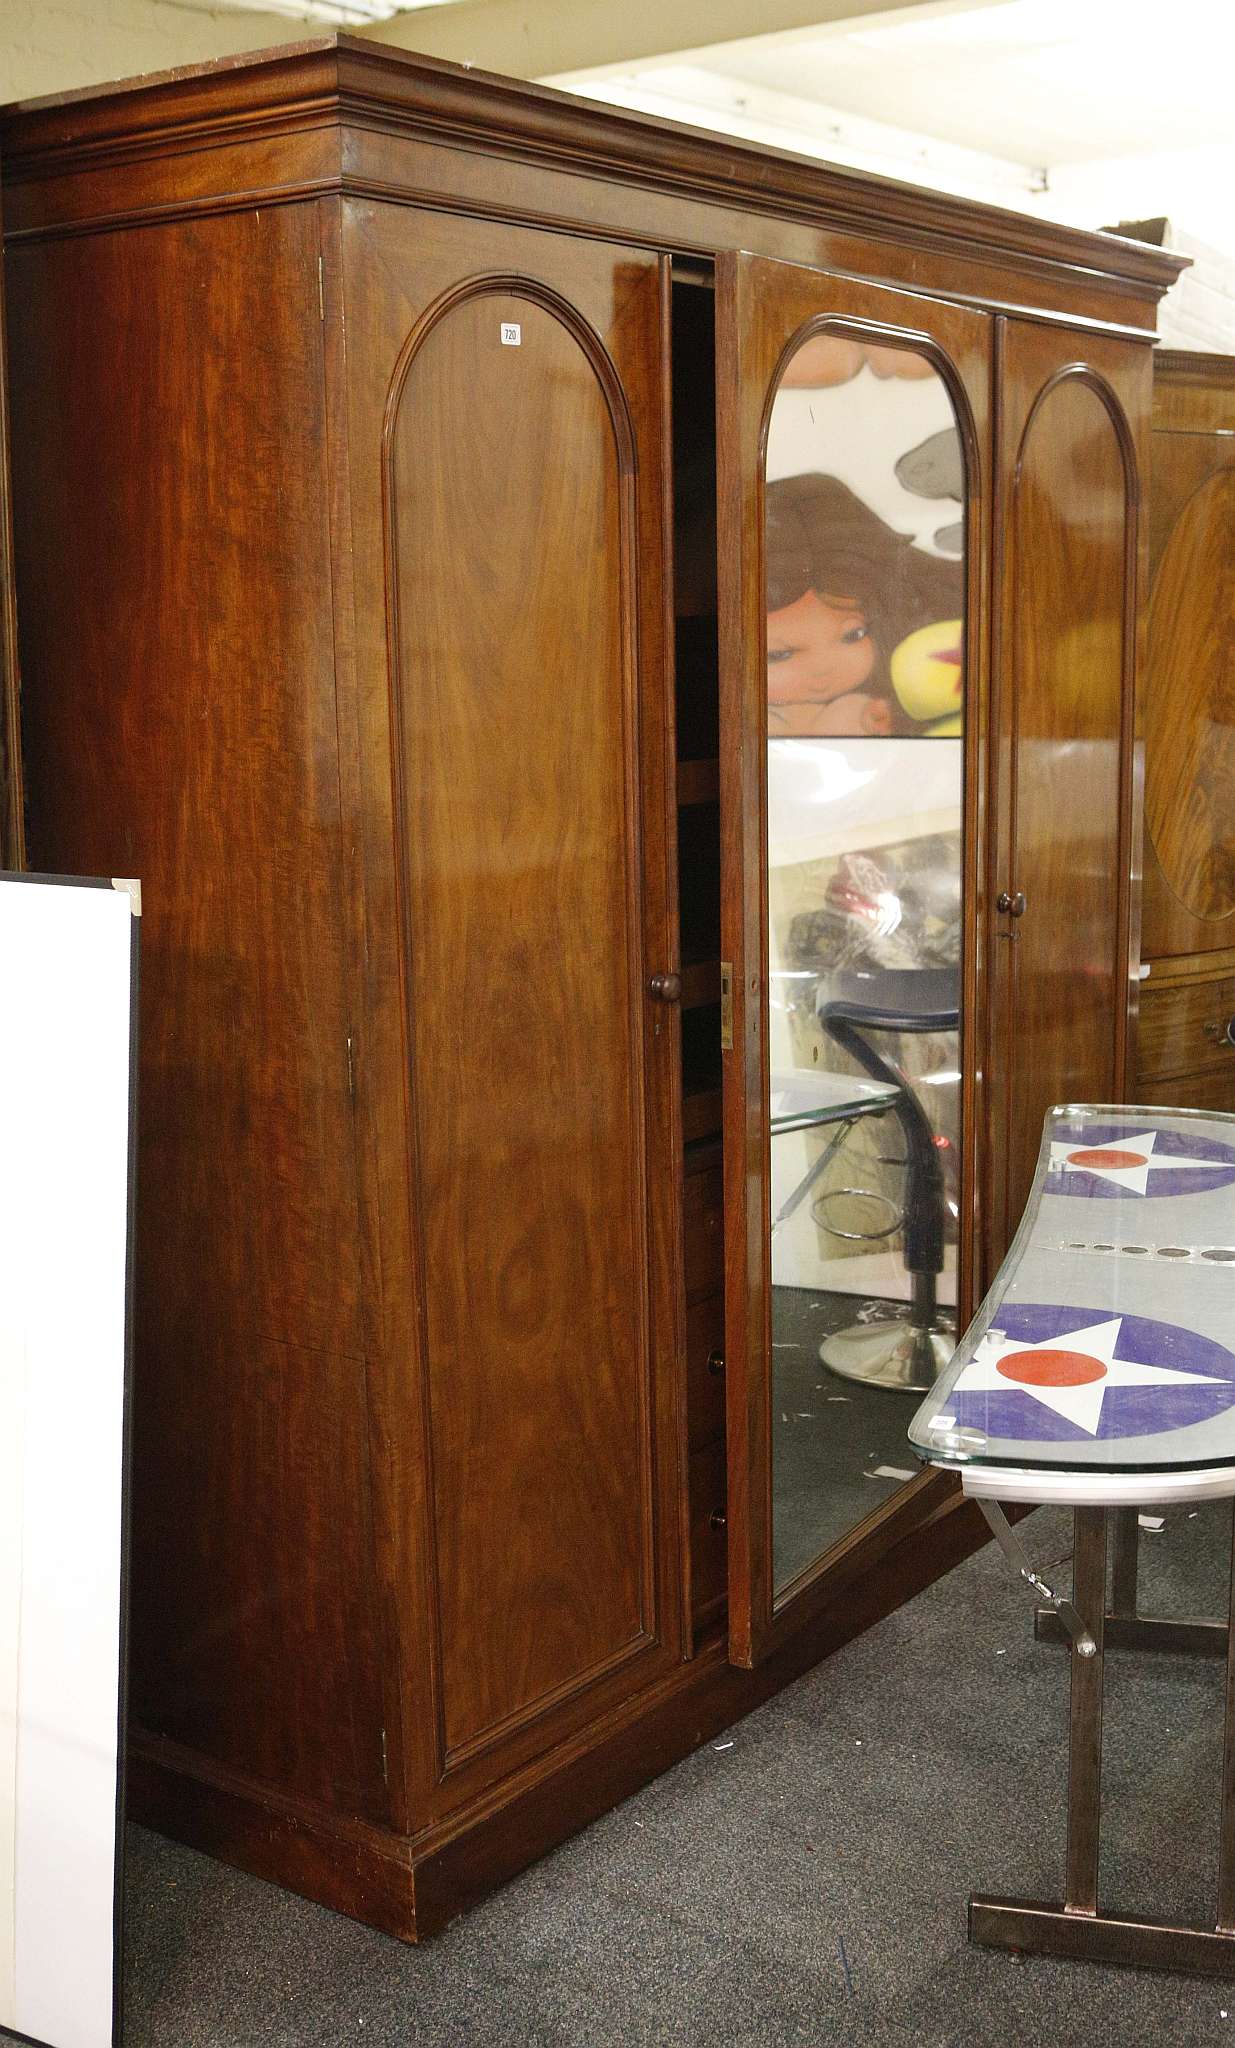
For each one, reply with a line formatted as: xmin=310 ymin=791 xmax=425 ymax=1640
xmin=1157 ymin=226 xmax=1235 ymax=352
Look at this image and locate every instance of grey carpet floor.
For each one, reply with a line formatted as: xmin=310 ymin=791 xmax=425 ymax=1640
xmin=123 ymin=1505 xmax=1235 ymax=2047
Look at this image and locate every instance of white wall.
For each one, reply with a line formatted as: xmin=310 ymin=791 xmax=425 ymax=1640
xmin=550 ymin=72 xmax=1235 ymax=352
xmin=1020 ymin=160 xmax=1235 ymax=352
xmin=0 ymin=0 xmax=309 ymax=105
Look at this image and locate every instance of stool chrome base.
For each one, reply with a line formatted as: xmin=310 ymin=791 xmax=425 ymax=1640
xmin=819 ymin=1304 xmax=955 ymax=1393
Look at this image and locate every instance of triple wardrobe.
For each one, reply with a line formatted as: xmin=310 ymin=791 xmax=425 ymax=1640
xmin=0 ymin=37 xmax=1182 ymax=1936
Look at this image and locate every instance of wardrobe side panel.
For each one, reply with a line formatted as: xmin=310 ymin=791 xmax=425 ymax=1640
xmin=6 ymin=205 xmax=388 ymax=1816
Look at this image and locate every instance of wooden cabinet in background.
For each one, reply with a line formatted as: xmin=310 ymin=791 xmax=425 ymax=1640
xmin=1137 ymin=351 xmax=1235 ymax=1110
xmin=0 ymin=164 xmax=19 ymax=871
xmin=0 ymin=36 xmax=1180 ymax=1940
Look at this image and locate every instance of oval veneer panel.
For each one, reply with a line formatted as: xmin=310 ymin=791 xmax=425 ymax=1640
xmin=1146 ymin=469 xmax=1235 ymax=921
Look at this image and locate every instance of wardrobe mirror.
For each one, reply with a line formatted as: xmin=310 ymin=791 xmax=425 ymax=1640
xmin=763 ymin=332 xmax=967 ymax=1599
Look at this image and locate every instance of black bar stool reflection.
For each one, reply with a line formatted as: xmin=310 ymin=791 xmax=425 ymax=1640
xmin=815 ymin=965 xmax=959 ymax=1393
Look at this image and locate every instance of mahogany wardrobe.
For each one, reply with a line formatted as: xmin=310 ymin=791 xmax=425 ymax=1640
xmin=0 ymin=37 xmax=1181 ymax=1939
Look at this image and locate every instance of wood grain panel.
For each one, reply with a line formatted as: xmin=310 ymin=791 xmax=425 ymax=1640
xmin=6 ymin=203 xmax=386 ymax=1811
xmin=996 ymin=335 xmax=1143 ymax=1234
xmin=1142 ymin=358 xmax=1235 ymax=964
xmin=1132 ymin=1065 xmax=1235 ymax=1115
xmin=128 ymin=1331 xmax=382 ymax=1806
xmin=1145 ymin=471 xmax=1235 ymax=921
xmin=1137 ymin=975 xmax=1235 ymax=1083
xmin=387 ymin=275 xmax=656 ymax=1766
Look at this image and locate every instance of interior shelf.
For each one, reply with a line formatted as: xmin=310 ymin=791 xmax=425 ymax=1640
xmin=676 ymin=757 xmax=720 ymax=807
xmin=681 ymin=959 xmax=721 ymax=1009
xmin=683 ymin=1088 xmax=723 ymax=1145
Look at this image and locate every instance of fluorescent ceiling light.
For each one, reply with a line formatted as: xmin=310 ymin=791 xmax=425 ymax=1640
xmin=166 ymin=0 xmax=466 ymax=25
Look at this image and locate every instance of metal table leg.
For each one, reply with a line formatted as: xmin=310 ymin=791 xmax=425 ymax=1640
xmin=1064 ymin=1507 xmax=1106 ymax=1916
xmin=971 ymin=1502 xmax=1235 ymax=1975
xmin=1111 ymin=1505 xmax=1139 ymax=1619
xmin=1035 ymin=1502 xmax=1228 ymax=1658
xmin=770 ymin=1116 xmax=858 ymax=1237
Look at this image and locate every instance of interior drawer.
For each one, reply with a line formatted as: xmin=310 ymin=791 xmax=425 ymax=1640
xmin=686 ymin=1292 xmax=726 ymax=1450
xmin=689 ymin=1437 xmax=727 ymax=1629
xmin=1133 ymin=1063 xmax=1235 ymax=1115
xmin=682 ymin=1162 xmax=723 ymax=1300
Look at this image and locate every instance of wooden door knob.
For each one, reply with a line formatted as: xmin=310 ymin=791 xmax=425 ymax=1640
xmin=649 ymin=972 xmax=682 ymax=1002
xmin=997 ymin=890 xmax=1027 ymax=917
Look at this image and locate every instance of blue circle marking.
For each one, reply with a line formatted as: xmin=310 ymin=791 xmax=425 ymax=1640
xmin=951 ymin=1303 xmax=1235 ymax=1443
xmin=1046 ymin=1120 xmax=1235 ymax=1201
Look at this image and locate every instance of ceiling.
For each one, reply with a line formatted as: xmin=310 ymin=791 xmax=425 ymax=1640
xmin=692 ymin=0 xmax=1233 ymax=170
xmin=545 ymin=0 xmax=1235 ymax=212
xmin=192 ymin=0 xmax=468 ymax=29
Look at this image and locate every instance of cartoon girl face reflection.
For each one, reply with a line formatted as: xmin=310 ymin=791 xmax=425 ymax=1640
xmin=766 ymin=588 xmax=892 ymax=736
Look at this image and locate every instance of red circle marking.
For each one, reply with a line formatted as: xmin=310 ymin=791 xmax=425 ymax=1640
xmin=996 ymin=1348 xmax=1106 ymax=1388
xmin=1066 ymin=1147 xmax=1144 ymax=1170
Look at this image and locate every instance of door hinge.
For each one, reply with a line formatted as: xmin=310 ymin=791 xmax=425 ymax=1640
xmin=318 ymin=254 xmax=325 ymax=320
xmin=720 ymin=960 xmax=734 ymax=1052
xmin=346 ymin=1034 xmax=355 ymax=1098
xmin=380 ymin=1728 xmax=388 ymax=1783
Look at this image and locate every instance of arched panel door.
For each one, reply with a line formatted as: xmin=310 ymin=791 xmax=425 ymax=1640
xmin=991 ymin=320 xmax=1151 ymax=1254
xmin=337 ymin=205 xmax=683 ymax=1821
xmin=716 ymin=252 xmax=992 ymax=1669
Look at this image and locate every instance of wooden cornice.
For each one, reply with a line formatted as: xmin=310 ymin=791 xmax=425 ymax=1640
xmin=1155 ymin=349 xmax=1235 ymax=384
xmin=0 ymin=33 xmax=1187 ymax=306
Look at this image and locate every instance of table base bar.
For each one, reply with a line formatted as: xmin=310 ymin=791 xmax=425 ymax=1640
xmin=972 ymin=1502 xmax=1235 ymax=1979
xmin=970 ymin=1897 xmax=1235 ymax=1977
xmin=1034 ymin=1610 xmax=1229 ymax=1657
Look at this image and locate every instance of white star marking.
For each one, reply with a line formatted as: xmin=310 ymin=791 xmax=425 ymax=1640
xmin=953 ymin=1317 xmax=1225 ymax=1436
xmin=1049 ymin=1128 xmax=1227 ymax=1196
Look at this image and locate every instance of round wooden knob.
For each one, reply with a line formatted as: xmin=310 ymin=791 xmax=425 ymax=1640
xmin=649 ymin=972 xmax=682 ymax=1002
xmin=706 ymin=1348 xmax=725 ymax=1376
xmin=997 ymin=890 xmax=1027 ymax=917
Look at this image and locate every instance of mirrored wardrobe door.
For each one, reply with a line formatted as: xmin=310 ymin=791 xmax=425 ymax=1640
xmin=717 ymin=254 xmax=991 ymax=1668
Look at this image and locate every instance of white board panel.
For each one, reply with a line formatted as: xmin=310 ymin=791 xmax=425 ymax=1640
xmin=0 ymin=874 xmax=137 ymax=2048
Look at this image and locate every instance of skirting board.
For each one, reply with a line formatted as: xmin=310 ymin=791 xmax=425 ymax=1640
xmin=128 ymin=1480 xmax=993 ymax=1941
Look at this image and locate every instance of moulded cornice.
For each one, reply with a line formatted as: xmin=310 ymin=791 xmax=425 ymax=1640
xmin=0 ymin=32 xmax=1188 ymax=306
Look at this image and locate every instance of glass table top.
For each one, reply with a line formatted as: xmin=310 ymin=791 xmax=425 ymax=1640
xmin=909 ymin=1104 xmax=1235 ymax=1474
xmin=769 ymin=1070 xmax=900 ymax=1136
